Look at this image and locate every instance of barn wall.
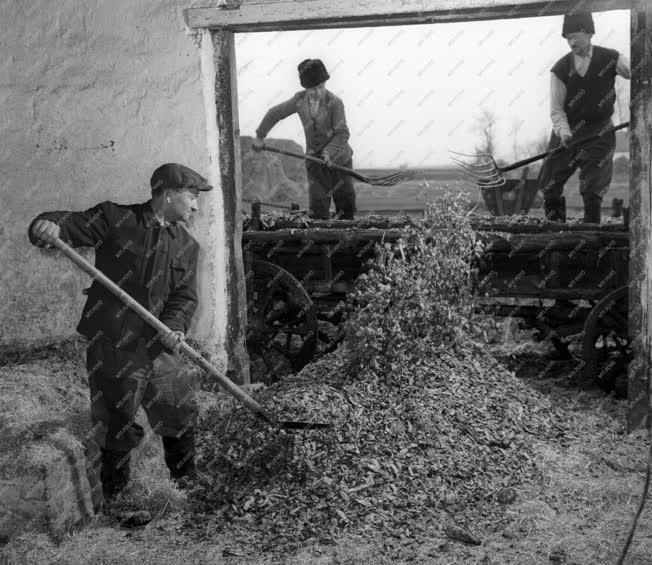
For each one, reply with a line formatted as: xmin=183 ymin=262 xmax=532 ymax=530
xmin=0 ymin=1 xmax=224 ymax=353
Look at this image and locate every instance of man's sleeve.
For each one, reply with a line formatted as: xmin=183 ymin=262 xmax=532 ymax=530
xmin=160 ymin=241 xmax=199 ymax=333
xmin=322 ymin=98 xmax=351 ymax=162
xmin=27 ymin=201 xmax=111 ymax=248
xmin=550 ymin=73 xmax=572 ymax=138
xmin=255 ymin=94 xmax=299 ymax=139
xmin=616 ymin=53 xmax=631 ymax=80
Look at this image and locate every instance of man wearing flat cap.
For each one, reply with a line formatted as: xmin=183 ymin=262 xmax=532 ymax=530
xmin=28 ymin=163 xmax=213 ymax=513
xmin=253 ymin=58 xmax=356 ymax=220
xmin=538 ymin=11 xmax=630 ymax=223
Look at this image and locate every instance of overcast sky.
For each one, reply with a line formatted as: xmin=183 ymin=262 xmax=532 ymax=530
xmin=234 ymin=10 xmax=631 ymax=168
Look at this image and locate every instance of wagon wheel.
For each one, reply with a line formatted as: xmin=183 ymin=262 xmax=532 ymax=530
xmin=581 ymin=286 xmax=631 ymax=395
xmin=246 ymin=260 xmax=317 ymax=381
xmin=315 ymin=305 xmax=348 ymax=357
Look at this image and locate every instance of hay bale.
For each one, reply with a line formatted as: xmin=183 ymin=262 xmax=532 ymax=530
xmin=0 ymin=358 xmax=99 ymax=542
xmin=0 ymin=430 xmax=96 ymax=542
xmin=0 ymin=353 xmax=227 ymax=543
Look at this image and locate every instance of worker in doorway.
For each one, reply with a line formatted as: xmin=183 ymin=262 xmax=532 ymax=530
xmin=538 ymin=11 xmax=630 ymax=223
xmin=28 ymin=163 xmax=213 ymax=517
xmin=253 ymin=58 xmax=356 ymax=220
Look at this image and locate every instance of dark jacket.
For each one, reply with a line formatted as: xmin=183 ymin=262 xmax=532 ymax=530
xmin=255 ymin=89 xmax=353 ymax=164
xmin=552 ymin=45 xmax=619 ymax=129
xmin=28 ymin=200 xmax=200 ymax=354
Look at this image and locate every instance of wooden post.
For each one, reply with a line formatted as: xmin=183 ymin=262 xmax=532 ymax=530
xmin=251 ymin=200 xmax=262 ymax=231
xmin=195 ymin=29 xmax=249 ymax=386
xmin=627 ymin=2 xmax=651 ymax=430
xmin=185 ymin=0 xmax=634 ymax=32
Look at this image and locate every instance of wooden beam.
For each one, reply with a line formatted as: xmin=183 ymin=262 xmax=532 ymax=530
xmin=243 ymin=228 xmax=405 ymax=244
xmin=244 ymin=216 xmax=628 ymax=234
xmin=483 ymin=288 xmax=615 ymax=300
xmin=214 ymin=30 xmax=250 ymax=386
xmin=627 ymin=2 xmax=652 ymax=431
xmin=195 ymin=30 xmax=250 ymax=386
xmin=473 ymin=221 xmax=628 ymax=234
xmin=185 ymin=0 xmax=633 ymax=32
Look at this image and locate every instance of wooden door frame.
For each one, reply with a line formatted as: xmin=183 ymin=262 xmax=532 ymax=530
xmin=192 ymin=0 xmax=651 ymax=428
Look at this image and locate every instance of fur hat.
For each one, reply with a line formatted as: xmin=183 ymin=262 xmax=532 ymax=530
xmin=562 ymin=11 xmax=595 ymax=37
xmin=298 ymin=59 xmax=330 ymax=88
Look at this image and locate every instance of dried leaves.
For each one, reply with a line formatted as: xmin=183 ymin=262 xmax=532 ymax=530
xmin=193 ymin=346 xmax=568 ymax=553
xmin=191 ymin=195 xmax=569 ymax=555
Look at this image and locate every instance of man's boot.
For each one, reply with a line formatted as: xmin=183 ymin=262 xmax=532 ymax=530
xmin=100 ymin=449 xmax=131 ymax=502
xmin=544 ymin=196 xmax=566 ymax=222
xmin=583 ymin=195 xmax=602 ymax=224
xmin=163 ymin=428 xmax=213 ymax=490
xmin=99 ymin=449 xmax=151 ymax=527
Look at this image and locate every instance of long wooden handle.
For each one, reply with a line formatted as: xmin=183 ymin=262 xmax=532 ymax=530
xmin=51 ymin=237 xmax=277 ymax=424
xmin=260 ymin=145 xmax=366 ymax=182
xmin=500 ymin=121 xmax=630 ymax=174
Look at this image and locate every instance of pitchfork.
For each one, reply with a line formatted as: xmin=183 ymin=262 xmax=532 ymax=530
xmin=260 ymin=145 xmax=415 ymax=187
xmin=450 ymin=121 xmax=630 ymax=189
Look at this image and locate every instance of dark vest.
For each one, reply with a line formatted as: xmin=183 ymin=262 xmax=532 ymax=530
xmin=551 ymin=45 xmax=619 ymax=129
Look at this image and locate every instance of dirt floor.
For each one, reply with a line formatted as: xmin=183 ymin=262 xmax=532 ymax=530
xmin=0 ymin=331 xmax=650 ymax=565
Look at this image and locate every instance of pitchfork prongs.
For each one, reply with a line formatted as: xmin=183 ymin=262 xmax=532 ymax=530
xmin=449 ymin=150 xmax=507 ymax=189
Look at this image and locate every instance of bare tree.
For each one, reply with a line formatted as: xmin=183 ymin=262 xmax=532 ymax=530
xmin=473 ymin=109 xmax=497 ymax=158
xmin=524 ymin=129 xmax=552 ymax=176
xmin=528 ymin=129 xmax=551 ymax=156
xmin=510 ymin=117 xmax=524 ymax=162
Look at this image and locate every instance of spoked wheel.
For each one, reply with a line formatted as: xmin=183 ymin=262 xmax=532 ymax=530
xmin=315 ymin=303 xmax=347 ymax=357
xmin=246 ymin=260 xmax=317 ymax=382
xmin=581 ymin=286 xmax=631 ymax=396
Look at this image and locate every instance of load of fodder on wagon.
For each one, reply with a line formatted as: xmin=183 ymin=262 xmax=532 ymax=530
xmin=193 ymin=193 xmax=570 ymax=553
xmin=242 ymin=208 xmax=416 ymax=231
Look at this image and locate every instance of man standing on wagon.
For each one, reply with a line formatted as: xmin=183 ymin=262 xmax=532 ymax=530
xmin=538 ymin=11 xmax=630 ymax=223
xmin=252 ymin=58 xmax=356 ymax=220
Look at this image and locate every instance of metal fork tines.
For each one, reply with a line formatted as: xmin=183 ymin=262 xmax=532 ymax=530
xmin=382 ymin=170 xmax=414 ymax=186
xmin=449 ymin=150 xmax=506 ymax=188
xmin=369 ymin=170 xmax=415 ymax=187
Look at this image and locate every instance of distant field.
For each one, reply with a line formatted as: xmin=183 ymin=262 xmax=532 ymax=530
xmin=281 ymin=167 xmax=629 ymax=218
xmin=356 ymin=168 xmax=468 ymax=182
xmin=353 ymin=167 xmax=630 ymax=216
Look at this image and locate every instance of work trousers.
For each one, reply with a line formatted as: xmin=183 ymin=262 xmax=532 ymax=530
xmin=538 ymin=121 xmax=616 ymax=205
xmin=86 ymin=337 xmax=198 ymax=453
xmin=306 ymin=158 xmax=356 ymax=220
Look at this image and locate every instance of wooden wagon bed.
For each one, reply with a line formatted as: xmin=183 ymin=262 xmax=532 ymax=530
xmin=242 ymin=215 xmax=630 ymax=390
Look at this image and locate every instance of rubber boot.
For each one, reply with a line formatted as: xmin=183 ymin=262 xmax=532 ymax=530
xmin=544 ymin=196 xmax=566 ymax=222
xmin=558 ymin=196 xmax=567 ymax=222
xmin=583 ymin=195 xmax=602 ymax=224
xmin=100 ymin=449 xmax=131 ymax=502
xmin=163 ymin=428 xmax=213 ymax=490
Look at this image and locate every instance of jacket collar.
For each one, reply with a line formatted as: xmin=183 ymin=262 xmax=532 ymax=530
xmin=297 ymin=89 xmax=335 ymax=108
xmin=142 ymin=200 xmax=177 ymax=238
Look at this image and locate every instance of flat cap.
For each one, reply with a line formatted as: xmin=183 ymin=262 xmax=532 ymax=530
xmin=150 ymin=163 xmax=213 ymax=192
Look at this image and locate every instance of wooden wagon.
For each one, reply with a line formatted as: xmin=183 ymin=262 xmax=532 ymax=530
xmin=473 ymin=218 xmax=631 ymax=393
xmin=243 ymin=210 xmax=631 ymax=392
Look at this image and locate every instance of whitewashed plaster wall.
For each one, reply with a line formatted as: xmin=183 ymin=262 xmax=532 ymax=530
xmin=0 ymin=1 xmax=225 ymax=357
